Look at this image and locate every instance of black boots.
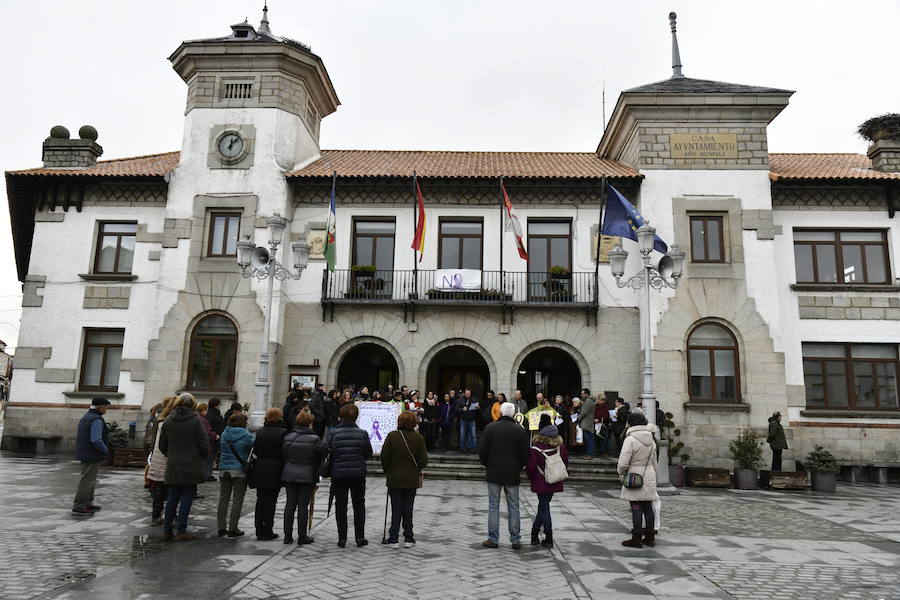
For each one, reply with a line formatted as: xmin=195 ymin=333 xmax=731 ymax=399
xmin=643 ymin=531 xmax=655 ymax=547
xmin=541 ymin=531 xmax=554 ymax=548
xmin=530 ymin=528 xmax=541 ymax=546
xmin=621 ymin=530 xmax=643 ymax=548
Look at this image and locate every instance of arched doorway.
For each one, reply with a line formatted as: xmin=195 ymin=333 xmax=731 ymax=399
xmin=516 ymin=347 xmax=581 ymax=401
xmin=336 ymin=343 xmax=399 ymax=391
xmin=426 ymin=345 xmax=490 ymax=398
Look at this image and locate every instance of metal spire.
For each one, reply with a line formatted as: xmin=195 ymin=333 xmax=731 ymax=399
xmin=669 ymin=12 xmax=684 ymax=78
xmin=259 ymin=2 xmax=272 ymax=35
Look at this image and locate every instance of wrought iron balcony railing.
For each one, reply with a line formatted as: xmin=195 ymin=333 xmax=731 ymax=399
xmin=322 ymin=269 xmax=598 ymax=307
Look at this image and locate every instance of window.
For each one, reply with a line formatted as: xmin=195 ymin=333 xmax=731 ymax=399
xmin=187 ymin=315 xmax=238 ymax=391
xmin=793 ymin=229 xmax=889 ymax=284
xmin=79 ymin=329 xmax=124 ymax=391
xmin=208 ymin=213 xmax=241 ymax=257
xmin=351 ymin=219 xmax=395 ymax=271
xmin=527 ymin=220 xmax=572 ymax=300
xmin=690 ymin=215 xmax=724 ymax=263
xmin=223 ymin=82 xmax=253 ymax=99
xmin=93 ymin=222 xmax=136 ymax=274
xmin=687 ymin=323 xmax=740 ymax=402
xmin=802 ymin=343 xmax=899 ymax=410
xmin=438 ymin=219 xmax=483 ymax=269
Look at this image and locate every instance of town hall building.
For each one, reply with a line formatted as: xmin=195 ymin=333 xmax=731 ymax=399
xmin=4 ymin=10 xmax=900 ymax=473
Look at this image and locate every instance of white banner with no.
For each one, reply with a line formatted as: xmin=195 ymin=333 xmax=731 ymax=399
xmin=355 ymin=401 xmax=403 ymax=456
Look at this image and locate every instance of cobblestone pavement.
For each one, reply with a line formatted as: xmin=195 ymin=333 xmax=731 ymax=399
xmin=0 ymin=451 xmax=898 ymax=600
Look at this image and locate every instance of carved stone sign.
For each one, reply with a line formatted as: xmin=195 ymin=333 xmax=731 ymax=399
xmin=591 ymin=230 xmax=620 ymax=263
xmin=670 ymin=133 xmax=738 ymax=159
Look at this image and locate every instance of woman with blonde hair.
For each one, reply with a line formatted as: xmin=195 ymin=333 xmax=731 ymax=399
xmin=147 ymin=396 xmax=177 ymax=525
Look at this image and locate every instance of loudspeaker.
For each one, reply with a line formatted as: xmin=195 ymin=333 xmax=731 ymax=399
xmin=250 ymin=246 xmax=271 ymax=270
xmin=656 ymin=255 xmax=674 ymax=279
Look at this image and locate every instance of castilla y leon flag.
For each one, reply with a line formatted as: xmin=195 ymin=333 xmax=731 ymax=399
xmin=411 ymin=180 xmax=426 ymax=261
xmin=324 ymin=173 xmax=337 ymax=271
xmin=502 ymin=183 xmax=528 ymax=261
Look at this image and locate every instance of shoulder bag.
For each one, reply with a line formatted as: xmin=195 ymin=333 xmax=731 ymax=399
xmin=622 ymin=442 xmax=656 ymax=490
xmin=225 ymin=437 xmax=257 ymax=488
xmin=399 ymin=431 xmax=424 ymax=488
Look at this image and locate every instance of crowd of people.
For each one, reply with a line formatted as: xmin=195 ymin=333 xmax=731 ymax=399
xmin=70 ymin=383 xmax=664 ymax=551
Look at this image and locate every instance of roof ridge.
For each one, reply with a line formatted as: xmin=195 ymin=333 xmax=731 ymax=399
xmin=96 ymin=150 xmax=180 ymax=164
xmin=321 ymin=149 xmax=602 ymax=156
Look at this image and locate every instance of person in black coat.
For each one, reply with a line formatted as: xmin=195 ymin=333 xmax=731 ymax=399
xmin=308 ymin=384 xmax=327 ymax=437
xmin=325 ymin=403 xmax=374 ymax=548
xmin=252 ymin=408 xmax=288 ymax=541
xmin=477 ymin=402 xmax=531 ymax=548
xmin=281 ymin=411 xmax=325 ymax=544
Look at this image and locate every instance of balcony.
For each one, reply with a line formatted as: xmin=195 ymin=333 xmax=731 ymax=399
xmin=321 ymin=269 xmax=598 ymax=308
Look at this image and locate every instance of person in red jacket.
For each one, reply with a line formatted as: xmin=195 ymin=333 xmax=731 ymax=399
xmin=525 ymin=416 xmax=569 ymax=549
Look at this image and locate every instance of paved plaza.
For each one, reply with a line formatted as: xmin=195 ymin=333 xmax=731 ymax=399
xmin=0 ymin=452 xmax=898 ymax=600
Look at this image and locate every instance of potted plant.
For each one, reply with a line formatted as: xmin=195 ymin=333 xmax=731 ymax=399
xmin=548 ymin=265 xmax=570 ymax=278
xmin=858 ymin=113 xmax=900 ymax=142
xmin=728 ymin=430 xmax=764 ymax=489
xmin=806 ymin=446 xmax=839 ymax=492
xmin=107 ymin=422 xmax=137 ymax=466
xmin=662 ymin=412 xmax=690 ymax=487
xmin=350 ymin=264 xmax=376 ymax=289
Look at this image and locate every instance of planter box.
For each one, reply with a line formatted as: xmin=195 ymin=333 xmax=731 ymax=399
xmin=112 ymin=448 xmax=147 ymax=468
xmin=810 ymin=471 xmax=837 ymax=492
xmin=761 ymin=470 xmax=807 ymax=490
xmin=734 ymin=468 xmax=759 ymax=490
xmin=686 ymin=466 xmax=731 ymax=488
xmin=669 ymin=464 xmax=686 ymax=487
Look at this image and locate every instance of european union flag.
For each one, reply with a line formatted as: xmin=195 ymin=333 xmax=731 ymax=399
xmin=601 ymin=184 xmax=669 ymax=254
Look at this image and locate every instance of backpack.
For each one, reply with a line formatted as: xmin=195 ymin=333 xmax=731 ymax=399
xmin=531 ymin=445 xmax=569 ymax=484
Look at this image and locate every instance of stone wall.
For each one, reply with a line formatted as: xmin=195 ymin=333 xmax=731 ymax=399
xmin=278 ymin=303 xmax=642 ymax=405
xmin=631 ymin=125 xmax=769 ymax=170
xmin=798 ymin=295 xmax=900 ymax=320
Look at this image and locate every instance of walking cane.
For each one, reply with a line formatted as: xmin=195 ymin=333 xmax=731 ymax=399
xmin=326 ymin=485 xmax=335 ymax=518
xmin=307 ymin=485 xmax=317 ymax=533
xmin=381 ymin=490 xmax=390 ymax=544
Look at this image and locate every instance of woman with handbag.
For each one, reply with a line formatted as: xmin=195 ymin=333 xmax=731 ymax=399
xmin=616 ymin=411 xmax=658 ymax=548
xmin=525 ymin=415 xmax=569 ymax=549
xmin=379 ymin=410 xmax=429 ymax=548
xmin=217 ymin=412 xmax=255 ymax=538
xmin=252 ymin=408 xmax=287 ymax=541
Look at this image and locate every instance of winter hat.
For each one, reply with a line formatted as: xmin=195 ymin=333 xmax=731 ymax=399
xmin=538 ymin=424 xmax=559 ymax=438
xmin=91 ymin=397 xmax=111 ymax=406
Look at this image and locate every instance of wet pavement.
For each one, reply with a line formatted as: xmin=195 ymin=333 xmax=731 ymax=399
xmin=0 ymin=451 xmax=898 ymax=600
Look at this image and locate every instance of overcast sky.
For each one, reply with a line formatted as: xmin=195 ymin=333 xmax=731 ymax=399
xmin=0 ymin=0 xmax=898 ymax=352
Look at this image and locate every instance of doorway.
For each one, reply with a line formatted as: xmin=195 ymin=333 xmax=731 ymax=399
xmin=426 ymin=345 xmax=490 ymax=398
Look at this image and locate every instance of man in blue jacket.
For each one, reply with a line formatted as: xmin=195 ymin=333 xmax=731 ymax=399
xmin=72 ymin=397 xmax=111 ymax=515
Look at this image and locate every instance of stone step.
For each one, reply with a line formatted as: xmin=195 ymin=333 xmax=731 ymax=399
xmin=365 ymin=452 xmax=622 ymax=481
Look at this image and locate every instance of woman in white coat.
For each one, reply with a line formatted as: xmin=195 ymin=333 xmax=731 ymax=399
xmin=616 ymin=410 xmax=658 ymax=548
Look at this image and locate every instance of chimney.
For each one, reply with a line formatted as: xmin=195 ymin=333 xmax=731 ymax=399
xmin=42 ymin=125 xmax=103 ymax=168
xmin=860 ymin=114 xmax=900 ymax=173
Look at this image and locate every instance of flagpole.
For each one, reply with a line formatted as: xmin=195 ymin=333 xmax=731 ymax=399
xmin=327 ymin=170 xmax=336 ymax=296
xmin=412 ymin=170 xmax=418 ymax=298
xmin=594 ymin=175 xmax=608 ymax=307
xmin=499 ymin=176 xmax=505 ymax=299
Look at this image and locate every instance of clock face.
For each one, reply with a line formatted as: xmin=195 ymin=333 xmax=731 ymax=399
xmin=217 ymin=133 xmax=244 ymax=159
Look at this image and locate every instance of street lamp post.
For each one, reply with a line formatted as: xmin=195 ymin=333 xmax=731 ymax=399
xmin=236 ymin=212 xmax=310 ymax=429
xmin=608 ymin=223 xmax=685 ymax=489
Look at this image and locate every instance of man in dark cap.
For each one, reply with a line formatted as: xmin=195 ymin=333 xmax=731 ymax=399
xmin=72 ymin=397 xmax=111 ymax=515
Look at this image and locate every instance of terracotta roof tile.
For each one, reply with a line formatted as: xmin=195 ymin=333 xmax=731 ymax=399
xmin=6 ymin=151 xmax=180 ymax=177
xmin=287 ymin=150 xmax=641 ymax=179
xmin=769 ymin=153 xmax=900 ymax=181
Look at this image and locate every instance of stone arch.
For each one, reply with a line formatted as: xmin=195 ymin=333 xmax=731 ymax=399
xmin=326 ymin=336 xmax=405 ymax=390
xmin=417 ymin=338 xmax=498 ymax=393
xmin=508 ymin=339 xmax=591 ymax=394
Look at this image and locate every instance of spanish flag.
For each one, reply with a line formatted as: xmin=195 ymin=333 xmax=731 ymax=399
xmin=411 ymin=180 xmax=426 ymax=262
